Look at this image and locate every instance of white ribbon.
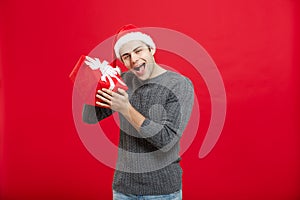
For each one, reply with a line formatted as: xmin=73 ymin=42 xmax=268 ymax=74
xmin=84 ymin=56 xmax=126 ymax=90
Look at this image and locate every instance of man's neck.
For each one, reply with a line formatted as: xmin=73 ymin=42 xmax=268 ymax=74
xmin=149 ymin=64 xmax=167 ymax=79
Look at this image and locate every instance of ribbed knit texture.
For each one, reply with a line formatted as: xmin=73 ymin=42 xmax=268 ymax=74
xmin=83 ymin=71 xmax=194 ymax=195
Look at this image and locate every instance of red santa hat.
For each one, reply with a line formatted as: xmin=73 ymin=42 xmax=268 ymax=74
xmin=113 ymin=24 xmax=156 ymax=59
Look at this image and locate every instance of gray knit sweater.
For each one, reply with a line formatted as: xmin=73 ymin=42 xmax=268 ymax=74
xmin=83 ymin=71 xmax=194 ymax=195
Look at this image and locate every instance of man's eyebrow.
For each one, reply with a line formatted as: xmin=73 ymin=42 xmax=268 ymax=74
xmin=121 ymin=46 xmax=144 ymax=57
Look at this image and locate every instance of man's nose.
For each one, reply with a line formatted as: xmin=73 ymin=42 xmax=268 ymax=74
xmin=130 ymin=52 xmax=139 ymax=64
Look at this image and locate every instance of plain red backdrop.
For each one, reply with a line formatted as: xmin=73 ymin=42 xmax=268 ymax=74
xmin=0 ymin=0 xmax=299 ymax=199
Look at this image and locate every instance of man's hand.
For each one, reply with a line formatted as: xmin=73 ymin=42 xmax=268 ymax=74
xmin=96 ymin=88 xmax=145 ymax=131
xmin=96 ymin=88 xmax=130 ymax=114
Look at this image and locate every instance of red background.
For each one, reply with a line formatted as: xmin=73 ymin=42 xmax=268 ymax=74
xmin=1 ymin=0 xmax=299 ymax=199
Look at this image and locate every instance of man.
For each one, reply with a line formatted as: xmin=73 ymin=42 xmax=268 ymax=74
xmin=83 ymin=24 xmax=194 ymax=199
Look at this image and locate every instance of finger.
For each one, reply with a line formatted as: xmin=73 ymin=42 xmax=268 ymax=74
xmin=95 ymin=94 xmax=102 ymax=100
xmin=117 ymin=88 xmax=126 ymax=95
xmin=95 ymin=101 xmax=110 ymax=108
xmin=102 ymin=88 xmax=113 ymax=96
xmin=97 ymin=89 xmax=103 ymax=95
xmin=96 ymin=94 xmax=112 ymax=105
xmin=96 ymin=91 xmax=112 ymax=101
xmin=98 ymin=89 xmax=111 ymax=97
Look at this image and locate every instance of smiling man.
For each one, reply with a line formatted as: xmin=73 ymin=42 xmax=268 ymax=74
xmin=83 ymin=24 xmax=194 ymax=200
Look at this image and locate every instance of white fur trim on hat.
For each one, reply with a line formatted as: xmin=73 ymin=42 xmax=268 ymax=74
xmin=114 ymin=32 xmax=156 ymax=59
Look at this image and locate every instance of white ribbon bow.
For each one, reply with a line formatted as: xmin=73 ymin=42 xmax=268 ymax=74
xmin=84 ymin=56 xmax=126 ymax=90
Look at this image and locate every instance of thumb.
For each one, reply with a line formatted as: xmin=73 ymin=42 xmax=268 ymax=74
xmin=117 ymin=88 xmax=126 ymax=95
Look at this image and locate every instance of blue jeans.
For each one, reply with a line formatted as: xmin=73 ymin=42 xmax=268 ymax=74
xmin=113 ymin=190 xmax=182 ymax=200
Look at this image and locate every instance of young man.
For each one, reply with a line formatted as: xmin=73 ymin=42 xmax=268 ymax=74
xmin=83 ymin=25 xmax=194 ymax=199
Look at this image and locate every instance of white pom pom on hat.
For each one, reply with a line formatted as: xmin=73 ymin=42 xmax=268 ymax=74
xmin=114 ymin=24 xmax=156 ymax=59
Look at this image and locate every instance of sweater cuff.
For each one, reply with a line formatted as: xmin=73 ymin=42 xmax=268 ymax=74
xmin=82 ymin=104 xmax=113 ymax=124
xmin=139 ymin=118 xmax=164 ymax=138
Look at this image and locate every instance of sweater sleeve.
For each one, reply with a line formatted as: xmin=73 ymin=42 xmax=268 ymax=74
xmin=82 ymin=104 xmax=113 ymax=124
xmin=139 ymin=77 xmax=194 ymax=152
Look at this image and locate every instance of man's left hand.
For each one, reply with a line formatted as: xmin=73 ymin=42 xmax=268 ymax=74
xmin=96 ymin=88 xmax=130 ymax=115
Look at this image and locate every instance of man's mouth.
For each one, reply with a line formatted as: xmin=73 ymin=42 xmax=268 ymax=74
xmin=133 ymin=63 xmax=145 ymax=72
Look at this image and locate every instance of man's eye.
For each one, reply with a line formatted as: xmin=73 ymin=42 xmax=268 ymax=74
xmin=122 ymin=55 xmax=129 ymax=60
xmin=135 ymin=49 xmax=142 ymax=54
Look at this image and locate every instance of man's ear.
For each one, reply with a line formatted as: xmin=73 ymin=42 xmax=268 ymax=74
xmin=150 ymin=48 xmax=155 ymax=55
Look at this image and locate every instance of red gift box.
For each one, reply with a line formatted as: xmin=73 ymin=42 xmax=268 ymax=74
xmin=69 ymin=55 xmax=128 ymax=107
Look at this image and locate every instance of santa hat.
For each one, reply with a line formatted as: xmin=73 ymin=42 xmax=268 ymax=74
xmin=113 ymin=24 xmax=156 ymax=59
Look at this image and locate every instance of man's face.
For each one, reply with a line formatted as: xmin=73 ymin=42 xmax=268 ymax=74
xmin=119 ymin=40 xmax=155 ymax=81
